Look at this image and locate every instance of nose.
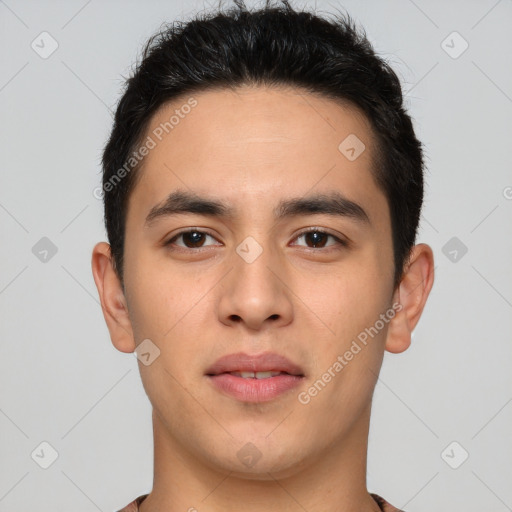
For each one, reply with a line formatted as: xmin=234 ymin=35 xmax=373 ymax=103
xmin=217 ymin=239 xmax=294 ymax=332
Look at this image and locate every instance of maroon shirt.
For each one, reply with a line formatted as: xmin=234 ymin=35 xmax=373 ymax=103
xmin=117 ymin=492 xmax=405 ymax=511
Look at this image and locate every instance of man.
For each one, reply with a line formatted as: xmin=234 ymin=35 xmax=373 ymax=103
xmin=91 ymin=1 xmax=434 ymax=510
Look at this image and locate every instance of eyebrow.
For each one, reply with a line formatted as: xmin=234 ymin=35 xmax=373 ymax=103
xmin=144 ymin=189 xmax=370 ymax=227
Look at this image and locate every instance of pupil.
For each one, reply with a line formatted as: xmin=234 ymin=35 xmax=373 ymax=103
xmin=185 ymin=231 xmax=203 ymax=247
xmin=308 ymin=231 xmax=325 ymax=247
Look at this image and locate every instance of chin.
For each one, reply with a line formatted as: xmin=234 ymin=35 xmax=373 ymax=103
xmin=218 ymin=451 xmax=308 ymax=481
xmin=201 ymin=431 xmax=310 ymax=480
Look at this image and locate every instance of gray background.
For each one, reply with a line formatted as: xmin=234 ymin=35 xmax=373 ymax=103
xmin=1 ymin=0 xmax=511 ymax=510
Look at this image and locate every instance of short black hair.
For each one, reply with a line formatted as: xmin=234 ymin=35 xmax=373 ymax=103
xmin=101 ymin=0 xmax=425 ymax=291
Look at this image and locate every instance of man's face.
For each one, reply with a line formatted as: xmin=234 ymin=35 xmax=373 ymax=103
xmin=122 ymin=85 xmax=395 ymax=477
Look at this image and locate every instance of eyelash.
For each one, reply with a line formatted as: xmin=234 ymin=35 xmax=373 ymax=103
xmin=164 ymin=227 xmax=349 ymax=252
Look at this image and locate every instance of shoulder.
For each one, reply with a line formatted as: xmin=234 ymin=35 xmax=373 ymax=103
xmin=370 ymin=493 xmax=406 ymax=512
xmin=115 ymin=493 xmax=149 ymax=512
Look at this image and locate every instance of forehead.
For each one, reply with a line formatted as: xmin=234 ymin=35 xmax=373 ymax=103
xmin=126 ymin=85 xmax=388 ymax=228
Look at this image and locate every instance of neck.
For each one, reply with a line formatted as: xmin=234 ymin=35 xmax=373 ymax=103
xmin=140 ymin=404 xmax=381 ymax=512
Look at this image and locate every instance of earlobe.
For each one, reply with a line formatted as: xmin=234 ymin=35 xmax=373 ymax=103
xmin=385 ymin=243 xmax=435 ymax=354
xmin=91 ymin=242 xmax=136 ymax=353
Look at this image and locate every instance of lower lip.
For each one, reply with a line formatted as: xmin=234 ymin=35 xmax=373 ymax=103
xmin=207 ymin=373 xmax=304 ymax=403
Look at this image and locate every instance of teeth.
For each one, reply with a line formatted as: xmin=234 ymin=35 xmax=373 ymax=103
xmin=230 ymin=371 xmax=283 ymax=379
xmin=255 ymin=371 xmax=277 ymax=379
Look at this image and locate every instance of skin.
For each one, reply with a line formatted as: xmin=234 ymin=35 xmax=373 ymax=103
xmin=92 ymin=85 xmax=434 ymax=512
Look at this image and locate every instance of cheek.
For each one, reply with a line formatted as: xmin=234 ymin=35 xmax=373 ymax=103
xmin=124 ymin=255 xmax=214 ymax=364
xmin=126 ymin=267 xmax=207 ymax=406
xmin=314 ymin=260 xmax=391 ymax=337
xmin=123 ymin=256 xmax=181 ymax=345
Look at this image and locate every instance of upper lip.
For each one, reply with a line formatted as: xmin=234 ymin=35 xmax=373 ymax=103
xmin=205 ymin=351 xmax=305 ymax=376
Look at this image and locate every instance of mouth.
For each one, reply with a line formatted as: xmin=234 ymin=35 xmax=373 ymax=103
xmin=221 ymin=370 xmax=292 ymax=379
xmin=205 ymin=352 xmax=305 ymax=403
xmin=205 ymin=351 xmax=305 ymax=377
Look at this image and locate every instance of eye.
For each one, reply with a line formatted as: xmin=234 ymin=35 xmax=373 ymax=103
xmin=165 ymin=229 xmax=220 ymax=250
xmin=291 ymin=228 xmax=348 ymax=250
xmin=164 ymin=227 xmax=348 ymax=252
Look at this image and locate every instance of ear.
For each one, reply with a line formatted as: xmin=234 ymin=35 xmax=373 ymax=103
xmin=385 ymin=243 xmax=435 ymax=354
xmin=91 ymin=242 xmax=136 ymax=353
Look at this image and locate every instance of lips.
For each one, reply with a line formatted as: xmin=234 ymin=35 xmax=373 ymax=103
xmin=205 ymin=352 xmax=305 ymax=403
xmin=205 ymin=351 xmax=305 ymax=377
